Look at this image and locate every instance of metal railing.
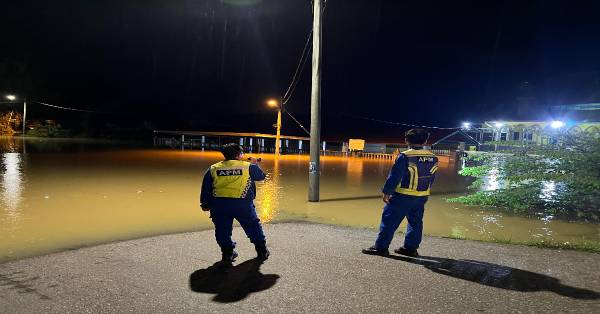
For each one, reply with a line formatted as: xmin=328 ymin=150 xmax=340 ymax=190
xmin=431 ymin=149 xmax=451 ymax=155
xmin=154 ymin=137 xmax=456 ymax=159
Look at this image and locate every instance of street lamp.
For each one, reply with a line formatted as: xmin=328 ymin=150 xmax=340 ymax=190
xmin=267 ymin=98 xmax=282 ymax=156
xmin=550 ymin=120 xmax=565 ymax=129
xmin=6 ymin=95 xmax=16 ymax=101
xmin=462 ymin=122 xmax=471 ymax=129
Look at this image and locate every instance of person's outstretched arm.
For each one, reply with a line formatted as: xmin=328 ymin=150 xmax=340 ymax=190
xmin=249 ymin=161 xmax=266 ymax=182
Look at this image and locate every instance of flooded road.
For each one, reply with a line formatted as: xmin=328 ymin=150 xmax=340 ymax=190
xmin=0 ymin=139 xmax=598 ymax=262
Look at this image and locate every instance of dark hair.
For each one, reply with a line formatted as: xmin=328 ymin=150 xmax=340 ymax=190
xmin=221 ymin=143 xmax=243 ymax=160
xmin=405 ymin=128 xmax=430 ymax=145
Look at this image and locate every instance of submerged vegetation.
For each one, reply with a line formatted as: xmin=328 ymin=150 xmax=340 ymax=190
xmin=448 ymin=133 xmax=600 ymax=222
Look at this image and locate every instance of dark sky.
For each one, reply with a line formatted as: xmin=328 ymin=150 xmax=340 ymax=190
xmin=1 ymin=0 xmax=600 ymax=137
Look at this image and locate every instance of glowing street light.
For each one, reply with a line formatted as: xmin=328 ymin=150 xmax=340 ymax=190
xmin=462 ymin=122 xmax=471 ymax=129
xmin=550 ymin=120 xmax=565 ymax=129
xmin=267 ymin=99 xmax=279 ymax=108
xmin=266 ymin=99 xmax=282 ymax=156
xmin=494 ymin=122 xmax=504 ymax=128
xmin=5 ymin=95 xmax=16 ymax=101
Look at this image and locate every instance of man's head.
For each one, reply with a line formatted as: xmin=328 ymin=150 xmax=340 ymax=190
xmin=221 ymin=143 xmax=243 ymax=160
xmin=405 ymin=128 xmax=430 ymax=146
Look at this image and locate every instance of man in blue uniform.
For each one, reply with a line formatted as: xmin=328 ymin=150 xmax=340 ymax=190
xmin=362 ymin=128 xmax=438 ymax=257
xmin=200 ymin=143 xmax=269 ymax=263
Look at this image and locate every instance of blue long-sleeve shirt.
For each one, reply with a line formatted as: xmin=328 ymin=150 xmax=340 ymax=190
xmin=200 ymin=163 xmax=266 ymax=208
xmin=382 ymin=154 xmax=408 ymax=195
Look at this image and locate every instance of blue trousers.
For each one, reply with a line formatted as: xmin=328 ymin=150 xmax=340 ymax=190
xmin=374 ymin=194 xmax=427 ymax=251
xmin=210 ymin=199 xmax=266 ymax=249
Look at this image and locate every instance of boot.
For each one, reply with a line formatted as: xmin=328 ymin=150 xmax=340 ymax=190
xmin=254 ymin=242 xmax=270 ymax=260
xmin=221 ymin=247 xmax=238 ymax=263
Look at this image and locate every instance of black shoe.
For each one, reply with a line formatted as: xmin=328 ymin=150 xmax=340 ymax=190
xmin=394 ymin=247 xmax=419 ymax=257
xmin=255 ymin=242 xmax=270 ymax=260
xmin=221 ymin=249 xmax=238 ymax=263
xmin=361 ymin=246 xmax=389 ymax=256
xmin=256 ymin=248 xmax=270 ymax=260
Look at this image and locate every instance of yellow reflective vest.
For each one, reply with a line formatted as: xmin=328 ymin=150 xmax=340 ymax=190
xmin=210 ymin=160 xmax=252 ymax=198
xmin=395 ymin=149 xmax=438 ymax=197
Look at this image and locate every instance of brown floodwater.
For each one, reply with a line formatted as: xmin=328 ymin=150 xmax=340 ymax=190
xmin=0 ymin=139 xmax=598 ymax=263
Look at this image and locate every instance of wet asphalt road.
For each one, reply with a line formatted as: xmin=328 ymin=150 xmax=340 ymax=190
xmin=1 ymin=223 xmax=599 ymax=313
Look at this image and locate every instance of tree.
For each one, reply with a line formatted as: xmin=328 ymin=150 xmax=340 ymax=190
xmin=0 ymin=111 xmax=22 ymax=136
xmin=448 ymin=132 xmax=600 ymax=221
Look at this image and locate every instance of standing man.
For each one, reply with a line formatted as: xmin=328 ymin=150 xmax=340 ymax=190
xmin=362 ymin=129 xmax=438 ymax=257
xmin=201 ymin=143 xmax=270 ymax=263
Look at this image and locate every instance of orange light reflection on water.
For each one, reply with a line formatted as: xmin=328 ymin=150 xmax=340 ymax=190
xmin=256 ymin=157 xmax=280 ymax=222
xmin=346 ymin=157 xmax=364 ymax=182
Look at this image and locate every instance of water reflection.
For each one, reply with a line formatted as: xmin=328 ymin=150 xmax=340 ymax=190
xmin=346 ymin=157 xmax=364 ymax=182
xmin=539 ymin=181 xmax=557 ymax=202
xmin=0 ymin=137 xmax=23 ymax=153
xmin=255 ymin=158 xmax=281 ymax=222
xmin=470 ymin=213 xmax=505 ymax=238
xmin=484 ymin=167 xmax=500 ymax=191
xmin=1 ymin=153 xmax=23 ymax=218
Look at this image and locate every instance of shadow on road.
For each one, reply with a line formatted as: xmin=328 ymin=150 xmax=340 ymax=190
xmin=189 ymin=258 xmax=280 ymax=303
xmin=386 ymin=254 xmax=599 ymax=300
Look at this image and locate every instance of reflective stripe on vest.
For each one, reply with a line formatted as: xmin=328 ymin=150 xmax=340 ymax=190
xmin=210 ymin=160 xmax=252 ymax=198
xmin=395 ymin=149 xmax=438 ymax=196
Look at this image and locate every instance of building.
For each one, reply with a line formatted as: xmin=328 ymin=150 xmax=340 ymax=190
xmin=470 ymin=119 xmax=599 ymax=146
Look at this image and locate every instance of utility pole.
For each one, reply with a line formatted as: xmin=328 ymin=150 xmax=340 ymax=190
xmin=22 ymin=97 xmax=27 ymax=136
xmin=267 ymin=98 xmax=283 ymax=156
xmin=308 ymin=0 xmax=323 ymax=202
xmin=275 ymin=103 xmax=282 ymax=156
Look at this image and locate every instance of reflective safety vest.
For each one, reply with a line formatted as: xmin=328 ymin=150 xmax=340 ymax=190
xmin=210 ymin=160 xmax=252 ymax=198
xmin=395 ymin=149 xmax=438 ymax=197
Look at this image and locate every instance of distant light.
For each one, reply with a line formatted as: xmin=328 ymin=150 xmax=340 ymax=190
xmin=550 ymin=120 xmax=565 ymax=129
xmin=494 ymin=122 xmax=504 ymax=128
xmin=462 ymin=122 xmax=471 ymax=129
xmin=267 ymin=99 xmax=279 ymax=108
xmin=5 ymin=95 xmax=16 ymax=101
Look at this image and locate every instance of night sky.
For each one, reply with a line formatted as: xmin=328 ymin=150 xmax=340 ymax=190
xmin=1 ymin=0 xmax=599 ymax=138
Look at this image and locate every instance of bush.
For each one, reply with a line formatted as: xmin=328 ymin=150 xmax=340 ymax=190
xmin=448 ymin=133 xmax=600 ymax=222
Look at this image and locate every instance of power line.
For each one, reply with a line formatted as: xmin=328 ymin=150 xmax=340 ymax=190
xmin=283 ymin=109 xmax=310 ymax=135
xmin=339 ymin=112 xmax=459 ymax=130
xmin=282 ymin=30 xmax=312 ymax=105
xmin=278 ymin=1 xmax=330 ymax=138
xmin=281 ymin=0 xmax=329 ymax=105
xmin=32 ymin=101 xmax=114 ymax=114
